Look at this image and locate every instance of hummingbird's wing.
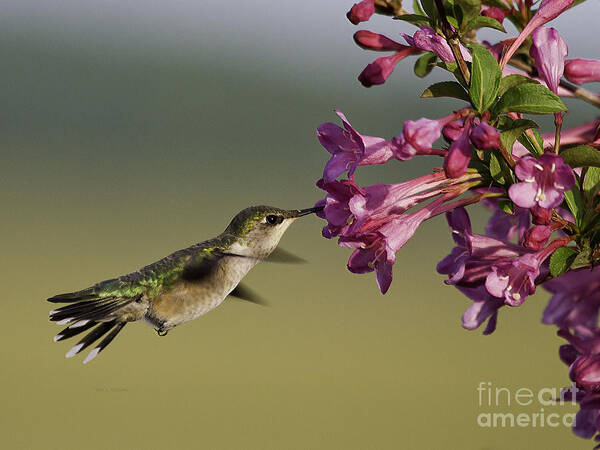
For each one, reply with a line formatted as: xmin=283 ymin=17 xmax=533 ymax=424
xmin=228 ymin=283 xmax=268 ymax=306
xmin=264 ymin=247 xmax=306 ymax=264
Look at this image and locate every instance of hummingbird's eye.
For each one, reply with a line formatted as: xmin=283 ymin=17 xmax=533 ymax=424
xmin=265 ymin=214 xmax=282 ymax=225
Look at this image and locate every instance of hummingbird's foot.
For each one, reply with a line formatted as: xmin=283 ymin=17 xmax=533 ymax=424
xmin=156 ymin=328 xmax=168 ymax=337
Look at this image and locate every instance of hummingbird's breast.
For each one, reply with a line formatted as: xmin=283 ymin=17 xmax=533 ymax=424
xmin=144 ymin=253 xmax=258 ymax=331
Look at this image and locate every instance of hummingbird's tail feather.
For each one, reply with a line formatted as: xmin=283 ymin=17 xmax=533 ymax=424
xmin=54 ymin=320 xmax=98 ymax=342
xmin=57 ymin=320 xmax=127 ymax=364
xmin=47 ymin=287 xmax=99 ymax=303
xmin=49 ymin=297 xmax=134 ymax=325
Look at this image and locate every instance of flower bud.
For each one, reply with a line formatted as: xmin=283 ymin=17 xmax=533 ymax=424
xmin=346 ymin=0 xmax=374 ymax=25
xmin=532 ymin=206 xmax=553 ymax=225
xmin=481 ymin=6 xmax=508 ymax=24
xmin=523 ymin=225 xmax=552 ymax=250
xmin=469 ymin=122 xmax=500 ymax=149
xmin=442 ymin=120 xmax=463 ymax=142
xmin=444 ymin=125 xmax=472 ymax=178
xmin=358 ymin=53 xmax=404 ymax=87
xmin=353 ymin=30 xmax=406 ymax=51
xmin=564 ymin=58 xmax=600 ymax=84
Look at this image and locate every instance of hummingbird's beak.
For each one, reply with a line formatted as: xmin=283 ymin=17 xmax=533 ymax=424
xmin=292 ymin=205 xmax=324 ymax=218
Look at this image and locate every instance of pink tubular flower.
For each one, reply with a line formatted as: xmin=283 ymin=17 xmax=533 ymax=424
xmin=543 ymin=267 xmax=600 ymax=331
xmin=508 ymin=153 xmax=575 ymax=210
xmin=444 ymin=122 xmax=472 ymax=178
xmin=340 ymin=196 xmax=448 ymax=295
xmin=391 ymin=116 xmax=453 ymax=160
xmin=499 ymin=0 xmax=574 ymax=69
xmin=317 ymin=110 xmax=393 ymax=182
xmin=316 ymin=178 xmax=363 ymax=238
xmin=483 ymin=197 xmax=530 ymax=242
xmin=346 ymin=0 xmax=374 ymax=25
xmin=485 ymin=237 xmax=569 ymax=306
xmin=437 ymin=207 xmax=530 ymax=333
xmin=529 ymin=27 xmax=568 ymax=94
xmin=403 ymin=26 xmax=471 ymax=63
xmin=565 ymin=58 xmax=600 ymax=84
xmin=345 ymin=232 xmax=396 ymax=294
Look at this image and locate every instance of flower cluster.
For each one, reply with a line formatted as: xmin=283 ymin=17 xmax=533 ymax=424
xmin=315 ymin=0 xmax=600 ymax=446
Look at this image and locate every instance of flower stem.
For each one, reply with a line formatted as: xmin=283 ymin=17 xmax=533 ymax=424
xmin=497 ymin=140 xmax=516 ymax=169
xmin=434 ymin=0 xmax=470 ymax=86
xmin=554 ymin=113 xmax=563 ymax=154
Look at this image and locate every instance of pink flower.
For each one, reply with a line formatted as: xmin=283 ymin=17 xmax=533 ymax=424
xmin=485 ymin=253 xmax=541 ymax=305
xmin=316 ymin=178 xmax=363 ymax=238
xmin=344 ymin=232 xmax=396 ymax=294
xmin=444 ymin=122 xmax=472 ymax=178
xmin=437 ymin=207 xmax=529 ymax=333
xmin=485 ymin=237 xmax=569 ymax=306
xmin=482 ymin=197 xmax=530 ymax=242
xmin=347 ymin=173 xmax=449 ymax=232
xmin=508 ymin=153 xmax=575 ymax=210
xmin=346 ymin=0 xmax=374 ymax=25
xmin=317 ymin=110 xmax=393 ymax=182
xmin=499 ymin=0 xmax=574 ymax=69
xmin=530 ymin=27 xmax=568 ymax=94
xmin=565 ymin=58 xmax=600 ymax=84
xmin=391 ymin=117 xmax=451 ymax=160
xmin=542 ymin=267 xmax=600 ymax=331
xmin=403 ymin=26 xmax=471 ymax=63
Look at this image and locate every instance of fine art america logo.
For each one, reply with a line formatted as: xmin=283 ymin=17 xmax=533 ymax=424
xmin=477 ymin=382 xmax=578 ymax=428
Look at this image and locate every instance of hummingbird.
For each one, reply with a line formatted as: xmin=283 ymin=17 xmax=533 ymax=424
xmin=47 ymin=205 xmax=323 ymax=364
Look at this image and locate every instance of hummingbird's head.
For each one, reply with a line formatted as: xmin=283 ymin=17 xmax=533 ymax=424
xmin=223 ymin=205 xmax=323 ymax=258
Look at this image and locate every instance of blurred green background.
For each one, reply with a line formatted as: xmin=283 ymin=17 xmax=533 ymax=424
xmin=2 ymin=1 xmax=600 ymax=449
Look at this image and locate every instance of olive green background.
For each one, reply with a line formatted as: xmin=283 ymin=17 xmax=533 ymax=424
xmin=2 ymin=1 xmax=599 ymax=449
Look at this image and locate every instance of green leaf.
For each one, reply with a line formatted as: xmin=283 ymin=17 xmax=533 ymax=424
xmin=498 ymin=74 xmax=538 ymax=97
xmin=438 ymin=61 xmax=458 ymax=72
xmin=420 ymin=0 xmax=437 ymax=18
xmin=493 ymin=84 xmax=567 ymax=115
xmin=458 ymin=0 xmax=481 ymax=27
xmin=489 ymin=150 xmax=513 ymax=186
xmin=468 ymin=43 xmax=501 ymax=112
xmin=584 ymin=167 xmax=600 ymax=199
xmin=549 ymin=247 xmax=578 ymax=277
xmin=464 ymin=16 xmax=506 ymax=32
xmin=446 ymin=15 xmax=459 ymax=28
xmin=560 ymin=145 xmax=600 ymax=168
xmin=564 ymin=184 xmax=585 ymax=227
xmin=394 ymin=13 xmax=431 ymax=26
xmin=517 ymin=128 xmax=543 ymax=157
xmin=484 ymin=0 xmax=511 ymax=8
xmin=414 ymin=52 xmax=438 ymax=78
xmin=499 ymin=118 xmax=538 ymax=155
xmin=497 ymin=200 xmax=514 ymax=214
xmin=421 ymin=81 xmax=470 ymax=101
xmin=413 ymin=0 xmax=426 ymax=15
